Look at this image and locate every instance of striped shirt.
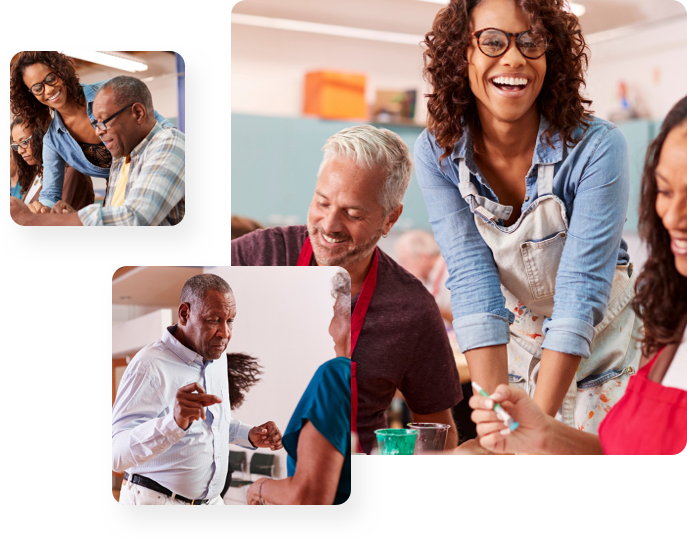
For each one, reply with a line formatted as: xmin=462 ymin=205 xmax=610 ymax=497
xmin=112 ymin=325 xmax=255 ymax=500
xmin=79 ymin=122 xmax=185 ymax=226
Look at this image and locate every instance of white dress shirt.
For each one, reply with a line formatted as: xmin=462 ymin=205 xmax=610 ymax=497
xmin=112 ymin=325 xmax=254 ymax=500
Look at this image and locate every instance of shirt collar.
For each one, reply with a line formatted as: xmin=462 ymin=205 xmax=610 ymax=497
xmin=130 ymin=121 xmax=161 ymax=158
xmin=162 ymin=324 xmax=205 ymax=366
xmin=451 ymin=114 xmax=564 ymax=168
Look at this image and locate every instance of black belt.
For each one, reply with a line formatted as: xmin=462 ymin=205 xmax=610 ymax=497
xmin=123 ymin=472 xmax=209 ymax=505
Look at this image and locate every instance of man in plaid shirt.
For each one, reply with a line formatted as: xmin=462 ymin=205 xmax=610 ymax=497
xmin=10 ymin=76 xmax=184 ymax=226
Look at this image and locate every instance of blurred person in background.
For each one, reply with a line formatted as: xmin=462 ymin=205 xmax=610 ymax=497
xmin=470 ymin=94 xmax=687 ymax=455
xmin=395 ymin=230 xmax=452 ymax=323
xmin=231 ymin=215 xmax=264 ymax=240
xmin=10 ymin=147 xmax=21 ymax=198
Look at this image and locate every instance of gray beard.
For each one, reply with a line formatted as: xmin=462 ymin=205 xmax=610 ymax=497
xmin=306 ymin=220 xmax=382 ymax=268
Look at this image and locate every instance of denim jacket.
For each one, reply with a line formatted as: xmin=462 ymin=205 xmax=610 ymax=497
xmin=39 ymin=80 xmax=175 ymax=207
xmin=415 ymin=116 xmax=630 ymax=359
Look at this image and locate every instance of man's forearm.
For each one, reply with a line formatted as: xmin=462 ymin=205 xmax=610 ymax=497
xmin=112 ymin=413 xmax=184 ymax=472
xmin=26 ymin=212 xmax=82 ymax=226
xmin=533 ymin=349 xmax=581 ymax=417
xmin=542 ymin=415 xmax=603 ymax=455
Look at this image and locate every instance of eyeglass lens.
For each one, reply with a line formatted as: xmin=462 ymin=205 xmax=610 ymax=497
xmin=478 ymin=30 xmax=547 ymax=59
xmin=11 ymin=137 xmax=31 ymax=151
xmin=31 ymin=73 xmax=58 ymax=95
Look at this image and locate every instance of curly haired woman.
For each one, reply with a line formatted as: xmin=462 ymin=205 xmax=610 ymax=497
xmin=415 ymin=0 xmax=640 ymax=450
xmin=10 ymin=51 xmax=174 ymax=213
xmin=470 ymin=95 xmax=687 ymax=454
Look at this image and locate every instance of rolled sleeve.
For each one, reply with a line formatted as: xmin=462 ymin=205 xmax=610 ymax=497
xmin=549 ymin=125 xmax=630 ymax=351
xmin=415 ymin=131 xmax=507 ymax=353
xmin=38 ymin=139 xmax=66 ymax=207
xmin=154 ymin=110 xmax=176 ymax=129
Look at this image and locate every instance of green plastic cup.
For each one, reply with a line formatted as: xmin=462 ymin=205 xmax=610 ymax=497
xmin=374 ymin=428 xmax=418 ymax=455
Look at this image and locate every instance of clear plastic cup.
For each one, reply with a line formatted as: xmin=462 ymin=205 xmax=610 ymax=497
xmin=406 ymin=422 xmax=450 ymax=454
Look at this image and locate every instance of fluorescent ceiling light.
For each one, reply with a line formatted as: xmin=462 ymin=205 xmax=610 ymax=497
xmin=62 ymin=51 xmax=148 ymax=72
xmin=564 ymin=2 xmax=587 ymax=17
xmin=232 ymin=13 xmax=423 ymax=45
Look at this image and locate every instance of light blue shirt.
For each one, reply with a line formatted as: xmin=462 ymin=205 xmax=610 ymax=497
xmin=415 ymin=116 xmax=630 ymax=359
xmin=112 ymin=325 xmax=255 ymax=500
xmin=40 ymin=80 xmax=175 ymax=207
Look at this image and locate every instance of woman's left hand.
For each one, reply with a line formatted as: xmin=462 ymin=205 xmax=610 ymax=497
xmin=246 ymin=479 xmax=268 ymax=505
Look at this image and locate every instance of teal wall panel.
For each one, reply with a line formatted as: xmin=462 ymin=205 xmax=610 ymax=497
xmin=616 ymin=119 xmax=652 ymax=233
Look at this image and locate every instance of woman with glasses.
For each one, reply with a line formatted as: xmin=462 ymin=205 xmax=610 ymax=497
xmin=415 ymin=0 xmax=639 ymax=451
xmin=10 ymin=116 xmax=94 ymax=211
xmin=9 ymin=51 xmax=173 ymax=214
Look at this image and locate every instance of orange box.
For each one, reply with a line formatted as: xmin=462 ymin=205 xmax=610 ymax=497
xmin=303 ymin=71 xmax=367 ymax=119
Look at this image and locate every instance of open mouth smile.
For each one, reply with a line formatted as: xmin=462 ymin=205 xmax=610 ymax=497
xmin=672 ymin=237 xmax=687 ymax=256
xmin=322 ymin=233 xmax=347 ymax=244
xmin=46 ymin=90 xmax=61 ymax=103
xmin=490 ymin=76 xmax=530 ymax=95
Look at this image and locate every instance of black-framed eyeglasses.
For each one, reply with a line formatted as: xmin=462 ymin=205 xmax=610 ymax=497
xmin=472 ymin=28 xmax=549 ymax=60
xmin=10 ymin=135 xmax=33 ymax=152
xmin=30 ymin=72 xmax=59 ymax=96
xmin=91 ymin=103 xmax=135 ymax=131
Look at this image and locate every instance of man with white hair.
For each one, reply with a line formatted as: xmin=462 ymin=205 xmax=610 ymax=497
xmin=232 ymin=125 xmax=462 ymax=454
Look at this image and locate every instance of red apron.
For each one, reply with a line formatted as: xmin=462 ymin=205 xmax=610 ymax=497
xmin=598 ymin=348 xmax=687 ymax=455
xmin=298 ymin=236 xmax=378 ymax=454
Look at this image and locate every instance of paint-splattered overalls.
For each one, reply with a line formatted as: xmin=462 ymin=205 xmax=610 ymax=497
xmin=458 ymin=159 xmax=641 ymax=432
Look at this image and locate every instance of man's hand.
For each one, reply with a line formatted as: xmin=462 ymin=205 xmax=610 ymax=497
xmin=249 ymin=421 xmax=283 ymax=450
xmin=52 ymin=200 xmax=77 ymax=214
xmin=173 ymin=382 xmax=222 ymax=430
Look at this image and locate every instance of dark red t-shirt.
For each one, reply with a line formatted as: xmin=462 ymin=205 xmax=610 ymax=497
xmin=232 ymin=225 xmax=463 ymax=453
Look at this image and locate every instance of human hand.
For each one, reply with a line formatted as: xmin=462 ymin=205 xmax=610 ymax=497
xmin=28 ymin=200 xmax=49 ymax=214
xmin=249 ymin=421 xmax=283 ymax=450
xmin=453 ymin=438 xmax=497 ymax=455
xmin=10 ymin=196 xmax=34 ymax=225
xmin=173 ymin=382 xmax=222 ymax=430
xmin=469 ymin=384 xmax=550 ymax=454
xmin=246 ymin=478 xmax=268 ymax=505
xmin=52 ymin=200 xmax=77 ymax=214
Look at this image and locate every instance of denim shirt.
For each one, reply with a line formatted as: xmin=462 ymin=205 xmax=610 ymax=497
xmin=39 ymin=80 xmax=175 ymax=207
xmin=415 ymin=116 xmax=630 ymax=359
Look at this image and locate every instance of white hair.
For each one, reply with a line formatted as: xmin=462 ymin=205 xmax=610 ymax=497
xmin=395 ymin=230 xmax=441 ymax=258
xmin=318 ymin=125 xmax=413 ymax=216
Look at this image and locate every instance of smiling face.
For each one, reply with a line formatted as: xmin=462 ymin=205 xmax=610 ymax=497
xmin=92 ymin=88 xmax=146 ymax=158
xmin=22 ymin=63 xmax=68 ymax=110
xmin=655 ymin=124 xmax=687 ymax=277
xmin=467 ymin=0 xmax=546 ymax=125
xmin=178 ymin=290 xmax=237 ymax=361
xmin=307 ymin=156 xmax=397 ymax=268
xmin=11 ymin=123 xmax=37 ymax=166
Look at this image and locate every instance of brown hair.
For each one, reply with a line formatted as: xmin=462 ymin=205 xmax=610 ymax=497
xmin=226 ymin=352 xmax=263 ymax=410
xmin=10 ymin=116 xmax=44 ymax=195
xmin=10 ymin=51 xmax=85 ymax=132
xmin=422 ymin=0 xmax=592 ymax=159
xmin=231 ymin=215 xmax=264 ymax=241
xmin=632 ymin=95 xmax=687 ymax=357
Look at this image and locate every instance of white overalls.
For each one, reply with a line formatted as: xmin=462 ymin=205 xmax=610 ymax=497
xmin=458 ymin=159 xmax=641 ymax=432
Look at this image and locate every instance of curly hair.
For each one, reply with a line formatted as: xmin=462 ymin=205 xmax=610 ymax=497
xmin=226 ymin=352 xmax=263 ymax=410
xmin=422 ymin=0 xmax=592 ymax=160
xmin=631 ymin=95 xmax=687 ymax=358
xmin=10 ymin=116 xmax=44 ymax=195
xmin=10 ymin=51 xmax=85 ymax=132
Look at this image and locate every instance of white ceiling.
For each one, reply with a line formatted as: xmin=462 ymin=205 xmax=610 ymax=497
xmin=232 ymin=0 xmax=686 ymax=37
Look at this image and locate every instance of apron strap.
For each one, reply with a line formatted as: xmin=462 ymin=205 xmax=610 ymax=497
xmin=458 ymin=159 xmax=498 ymax=223
xmin=537 ymin=163 xmax=555 ymax=198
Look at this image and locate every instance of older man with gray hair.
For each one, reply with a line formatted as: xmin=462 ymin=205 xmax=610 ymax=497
xmin=10 ymin=75 xmax=184 ymax=226
xmin=232 ymin=125 xmax=462 ymax=454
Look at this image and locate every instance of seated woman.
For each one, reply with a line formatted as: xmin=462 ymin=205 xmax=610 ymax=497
xmin=10 ymin=148 xmax=21 ymax=198
xmin=246 ymin=270 xmax=352 ymax=504
xmin=10 ymin=116 xmax=93 ymax=210
xmin=470 ymin=95 xmax=687 ymax=454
